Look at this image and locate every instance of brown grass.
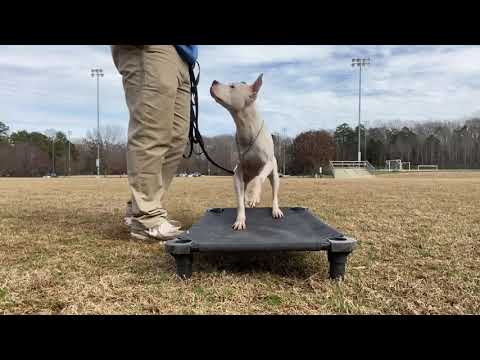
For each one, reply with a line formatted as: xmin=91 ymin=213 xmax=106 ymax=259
xmin=0 ymin=171 xmax=479 ymax=314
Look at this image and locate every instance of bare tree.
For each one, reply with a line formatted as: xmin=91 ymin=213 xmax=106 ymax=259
xmin=83 ymin=125 xmax=127 ymax=175
xmin=293 ymin=130 xmax=336 ymax=175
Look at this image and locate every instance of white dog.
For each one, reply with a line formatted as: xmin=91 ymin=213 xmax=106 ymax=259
xmin=210 ymin=74 xmax=284 ymax=230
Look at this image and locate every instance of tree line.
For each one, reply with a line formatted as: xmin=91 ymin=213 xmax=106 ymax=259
xmin=0 ymin=122 xmax=127 ymax=177
xmin=335 ymin=118 xmax=480 ymax=169
xmin=1 ymin=117 xmax=479 ymax=177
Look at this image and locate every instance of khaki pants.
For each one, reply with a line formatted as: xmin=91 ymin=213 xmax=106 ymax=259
xmin=111 ymin=45 xmax=191 ymax=228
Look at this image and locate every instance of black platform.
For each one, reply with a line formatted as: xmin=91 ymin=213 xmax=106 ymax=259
xmin=165 ymin=207 xmax=357 ymax=279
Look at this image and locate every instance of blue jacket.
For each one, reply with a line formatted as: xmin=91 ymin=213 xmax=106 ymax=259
xmin=174 ymin=45 xmax=198 ymax=66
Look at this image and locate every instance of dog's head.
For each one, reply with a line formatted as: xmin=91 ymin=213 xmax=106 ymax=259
xmin=210 ymin=73 xmax=263 ymax=112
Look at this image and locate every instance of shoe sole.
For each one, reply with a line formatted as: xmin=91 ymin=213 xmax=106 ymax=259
xmin=130 ymin=230 xmax=181 ymax=242
xmin=130 ymin=231 xmax=152 ymax=242
xmin=125 ymin=217 xmax=182 ymax=230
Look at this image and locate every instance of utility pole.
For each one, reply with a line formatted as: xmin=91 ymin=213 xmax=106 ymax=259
xmin=45 ymin=129 xmax=56 ymax=176
xmin=206 ymin=145 xmax=215 ymax=176
xmin=52 ymin=135 xmax=56 ymax=175
xmin=364 ymin=120 xmax=368 ymax=162
xmin=91 ymin=68 xmax=104 ymax=176
xmin=64 ymin=136 xmax=67 ymax=176
xmin=282 ymin=127 xmax=287 ymax=175
xmin=351 ymin=58 xmax=370 ymax=162
xmin=68 ymin=130 xmax=72 ymax=176
xmin=52 ymin=135 xmax=57 ymax=175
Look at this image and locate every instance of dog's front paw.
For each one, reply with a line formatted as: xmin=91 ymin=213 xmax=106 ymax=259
xmin=232 ymin=217 xmax=246 ymax=231
xmin=272 ymin=207 xmax=284 ymax=219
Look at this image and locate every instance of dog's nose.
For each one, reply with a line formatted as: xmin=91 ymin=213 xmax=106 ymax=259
xmin=212 ymin=80 xmax=219 ymax=86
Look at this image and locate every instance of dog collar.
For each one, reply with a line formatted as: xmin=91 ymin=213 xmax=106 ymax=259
xmin=235 ymin=120 xmax=265 ymax=161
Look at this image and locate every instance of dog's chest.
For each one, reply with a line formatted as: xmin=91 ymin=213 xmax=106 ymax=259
xmin=239 ymin=148 xmax=268 ymax=179
xmin=240 ymin=157 xmax=263 ymax=177
xmin=235 ymin=126 xmax=274 ymax=179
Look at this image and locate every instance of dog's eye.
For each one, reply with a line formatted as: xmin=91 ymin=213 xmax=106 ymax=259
xmin=230 ymin=85 xmax=235 ymax=89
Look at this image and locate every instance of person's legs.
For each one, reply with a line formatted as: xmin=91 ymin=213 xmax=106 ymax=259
xmin=114 ymin=45 xmax=188 ymax=233
xmin=160 ymin=57 xmax=191 ymax=196
xmin=111 ymin=45 xmax=141 ymax=225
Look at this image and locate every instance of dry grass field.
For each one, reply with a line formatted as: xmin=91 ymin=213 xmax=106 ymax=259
xmin=0 ymin=171 xmax=479 ymax=314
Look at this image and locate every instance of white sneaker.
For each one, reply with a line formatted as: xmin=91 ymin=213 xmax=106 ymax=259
xmin=124 ymin=202 xmax=181 ymax=229
xmin=130 ymin=221 xmax=183 ymax=242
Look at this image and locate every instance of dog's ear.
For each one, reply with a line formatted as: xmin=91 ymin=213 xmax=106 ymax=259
xmin=251 ymin=73 xmax=263 ymax=94
xmin=247 ymin=73 xmax=263 ymax=104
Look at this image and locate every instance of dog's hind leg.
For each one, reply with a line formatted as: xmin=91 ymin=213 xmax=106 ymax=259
xmin=268 ymin=158 xmax=284 ymax=219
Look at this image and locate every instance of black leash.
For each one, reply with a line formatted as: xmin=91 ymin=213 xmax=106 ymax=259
xmin=184 ymin=62 xmax=235 ymax=175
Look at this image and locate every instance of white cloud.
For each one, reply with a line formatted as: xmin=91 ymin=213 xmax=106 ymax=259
xmin=199 ymin=45 xmax=335 ymax=68
xmin=1 ymin=45 xmax=480 ymax=140
xmin=0 ymin=45 xmax=127 ymax=137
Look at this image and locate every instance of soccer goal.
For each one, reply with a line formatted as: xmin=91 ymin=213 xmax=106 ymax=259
xmin=385 ymin=159 xmax=403 ymax=172
xmin=417 ymin=165 xmax=439 ymax=171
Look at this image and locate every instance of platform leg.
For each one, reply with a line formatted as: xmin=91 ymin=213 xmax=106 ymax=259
xmin=327 ymin=251 xmax=349 ymax=280
xmin=173 ymin=254 xmax=193 ymax=280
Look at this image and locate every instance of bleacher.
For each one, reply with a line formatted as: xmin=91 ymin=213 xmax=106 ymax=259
xmin=329 ymin=161 xmax=376 ymax=179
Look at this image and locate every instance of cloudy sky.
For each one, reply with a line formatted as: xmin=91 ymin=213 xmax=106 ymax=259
xmin=1 ymin=45 xmax=480 ymax=141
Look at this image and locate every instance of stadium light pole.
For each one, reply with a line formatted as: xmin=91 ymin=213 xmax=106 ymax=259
xmin=91 ymin=68 xmax=104 ymax=176
xmin=352 ymin=58 xmax=370 ymax=162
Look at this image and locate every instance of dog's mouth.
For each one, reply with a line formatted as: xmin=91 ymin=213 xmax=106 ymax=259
xmin=210 ymin=86 xmax=228 ymax=107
